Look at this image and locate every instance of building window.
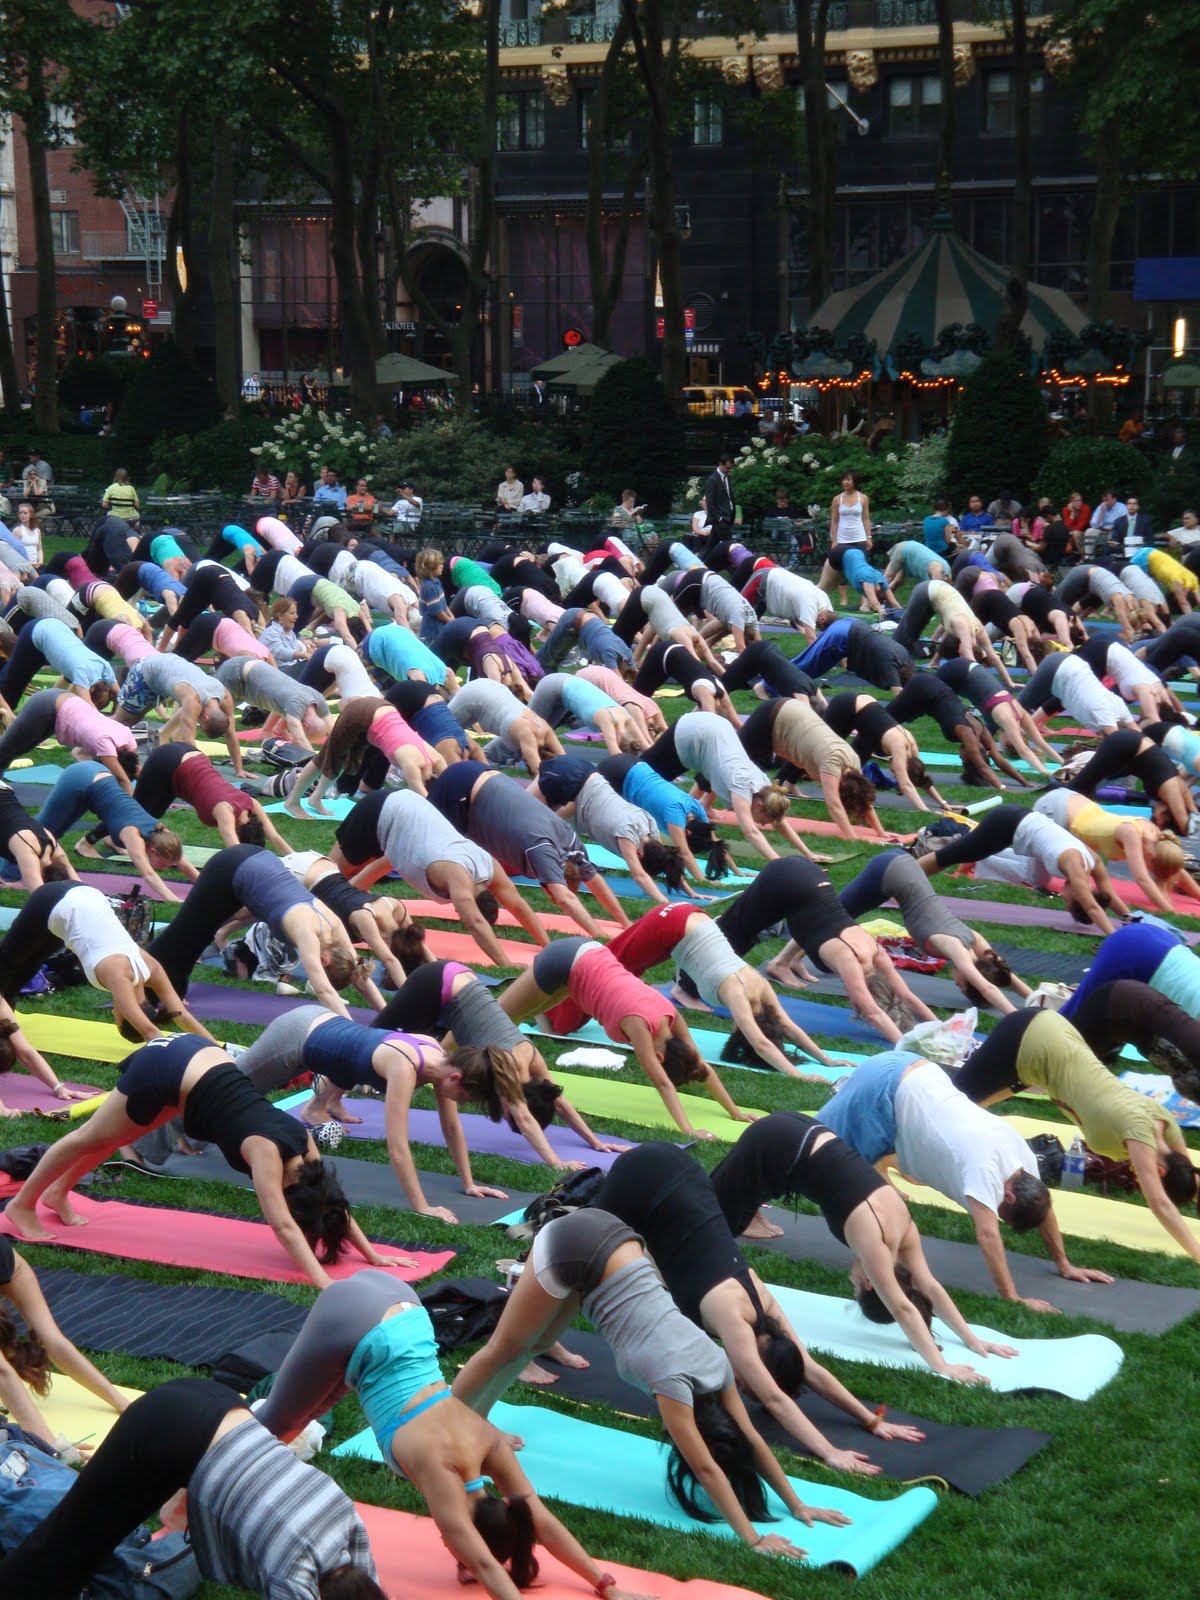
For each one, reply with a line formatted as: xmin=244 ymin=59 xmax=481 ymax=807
xmin=49 ymin=104 xmax=77 ymax=145
xmin=578 ymin=86 xmax=631 ymax=150
xmin=983 ymin=70 xmax=1044 ymax=135
xmin=50 ymin=210 xmax=80 ymax=254
xmin=887 ymin=75 xmax=941 ymax=138
xmin=693 ymin=98 xmax=723 ymax=146
xmin=797 ymin=81 xmax=852 ymax=142
xmin=498 ymin=90 xmax=545 ymax=151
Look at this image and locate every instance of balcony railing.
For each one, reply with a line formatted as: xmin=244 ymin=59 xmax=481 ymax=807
xmin=499 ymin=18 xmax=542 ymax=44
xmin=82 ymin=231 xmax=165 ymax=262
xmin=567 ymin=16 xmax=620 ymax=41
xmin=782 ymin=3 xmax=850 ymax=29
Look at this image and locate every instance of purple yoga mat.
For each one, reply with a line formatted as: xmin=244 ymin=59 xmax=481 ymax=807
xmin=185 ymin=983 xmax=375 ymax=1027
xmin=941 ymin=896 xmax=1200 ymax=946
xmin=0 ymin=1073 xmax=101 ymax=1112
xmin=286 ymin=1094 xmax=637 ymax=1170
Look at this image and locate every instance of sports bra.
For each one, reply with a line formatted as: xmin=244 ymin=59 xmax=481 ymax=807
xmin=181 ymin=1063 xmax=310 ymax=1175
xmin=305 ymin=1017 xmax=438 ymax=1094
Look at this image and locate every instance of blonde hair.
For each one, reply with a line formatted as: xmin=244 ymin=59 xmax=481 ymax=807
xmin=754 ymin=784 xmax=791 ymax=824
xmin=1151 ymin=837 xmax=1187 ymax=882
xmin=415 ymin=547 xmax=444 ymax=578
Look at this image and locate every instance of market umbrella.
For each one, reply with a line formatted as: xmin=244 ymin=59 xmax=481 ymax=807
xmin=547 ymin=353 xmax=624 ymax=394
xmin=532 ymin=342 xmax=611 ymax=379
xmin=1159 ymin=363 xmax=1200 ymax=388
xmin=805 ymin=215 xmax=1087 ymax=367
xmin=375 ymin=352 xmax=460 ymax=387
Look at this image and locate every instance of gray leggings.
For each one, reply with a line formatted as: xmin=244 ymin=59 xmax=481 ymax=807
xmin=254 ymin=1271 xmax=419 ymax=1440
xmin=446 ymin=979 xmax=525 ymax=1052
xmin=532 ymin=936 xmax=599 ymax=996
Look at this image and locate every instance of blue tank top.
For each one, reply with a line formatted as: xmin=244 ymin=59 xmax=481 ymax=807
xmin=231 ymin=850 xmax=313 ymax=938
xmin=93 ymin=773 xmax=160 ymax=844
xmin=223 ymin=523 xmax=264 ymax=554
xmin=347 ymin=1306 xmax=445 ymax=1461
xmin=817 ymin=1051 xmax=917 ymax=1164
xmin=623 ymin=760 xmax=706 ymax=831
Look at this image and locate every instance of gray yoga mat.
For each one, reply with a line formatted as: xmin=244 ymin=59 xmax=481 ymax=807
xmin=742 ymin=1206 xmax=1200 ymax=1336
xmin=791 ymin=968 xmax=971 ymax=1011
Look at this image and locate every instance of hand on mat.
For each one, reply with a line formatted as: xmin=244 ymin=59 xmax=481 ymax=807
xmin=751 ymin=1533 xmax=807 ymax=1560
xmin=974 ymin=1339 xmax=1018 ymax=1360
xmin=822 ymin=1447 xmax=881 ymax=1477
xmin=796 ymin=1504 xmax=853 ymax=1530
xmin=1019 ymin=1296 xmax=1063 ymax=1315
xmin=463 ymin=1184 xmax=509 ymax=1201
xmin=683 ymin=1127 xmax=718 ymax=1141
xmin=53 ymin=1084 xmax=96 ymax=1102
xmin=1059 ymin=1262 xmax=1115 ymax=1287
xmin=873 ymin=1420 xmax=925 ymax=1444
xmin=421 ymin=1205 xmax=461 ymax=1225
xmin=366 ymin=1248 xmax=421 ymax=1270
xmin=590 ymin=1142 xmax=630 ymax=1155
xmin=944 ymin=1363 xmax=992 ymax=1385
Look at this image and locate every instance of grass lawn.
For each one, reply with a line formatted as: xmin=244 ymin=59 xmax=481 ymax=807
xmin=4 ymin=550 xmax=1199 ymax=1599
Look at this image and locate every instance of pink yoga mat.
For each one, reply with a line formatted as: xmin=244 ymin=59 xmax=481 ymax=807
xmin=1048 ymin=873 xmax=1200 ymax=920
xmin=0 ymin=1194 xmax=455 ymax=1284
xmin=0 ymin=1073 xmax=101 ymax=1113
xmin=709 ymin=807 xmax=895 ymax=843
xmin=403 ymin=900 xmax=622 ymax=938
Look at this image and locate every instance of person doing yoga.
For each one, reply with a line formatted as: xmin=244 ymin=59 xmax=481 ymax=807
xmin=33 ymin=760 xmax=188 ymax=903
xmin=598 ymin=1143 xmax=928 ymax=1469
xmin=0 ymin=687 xmax=139 ymax=791
xmin=0 ymin=777 xmax=75 ymax=888
xmin=821 ymin=1051 xmax=1108 ymax=1313
xmin=594 ymin=751 xmax=744 ymax=890
xmin=0 ymin=999 xmax=96 ymax=1112
xmin=1064 ymin=979 xmax=1200 ymax=1105
xmin=499 ymin=937 xmax=752 ymax=1140
xmin=840 ymin=849 xmax=1032 ymax=1013
xmin=453 ymin=1208 xmax=847 ymax=1559
xmin=376 ymin=960 xmax=626 ymax=1176
xmin=1059 ymin=727 xmax=1198 ymax=834
xmin=1031 ymin=788 xmax=1199 ymax=916
xmin=934 ymin=657 xmax=1059 ymax=777
xmin=124 ymin=741 xmax=294 ymax=853
xmin=251 ymin=1275 xmax=649 ymax=1600
xmin=284 ymin=695 xmax=445 ymax=816
xmin=633 ymin=638 xmax=740 ymax=725
xmin=1016 ymin=652 xmax=1137 ymax=737
xmin=2 ymin=1035 xmax=413 ymax=1285
xmin=449 ymin=679 xmax=563 ymax=774
xmin=711 ymin=857 xmax=935 ymax=1043
xmin=820 ymin=692 xmax=948 ymax=812
xmin=0 ymin=1377 xmax=386 ymax=1598
xmin=0 ymin=881 xmax=214 ymax=1046
xmin=330 ymin=788 xmax=549 ymax=962
xmin=885 ymin=673 xmax=1027 ymax=791
xmin=280 ymin=850 xmax=426 ymax=998
xmin=914 ymin=803 xmax=1124 ymax=935
xmin=955 ymin=1009 xmax=1200 ymax=1262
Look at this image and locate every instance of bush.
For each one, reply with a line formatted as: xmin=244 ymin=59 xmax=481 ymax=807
xmin=116 ymin=341 xmax=221 ymax=476
xmin=149 ymin=415 xmax=277 ymax=493
xmin=57 ymin=356 xmax=131 ymax=415
xmin=1147 ymin=455 xmax=1200 ymax=528
xmin=944 ymin=350 xmax=1050 ymax=510
xmin=582 ymin=358 xmax=685 ymax=517
xmin=684 ymin=434 xmax=913 ymax=521
xmin=251 ymin=407 xmax=379 ymax=486
xmin=374 ymin=416 xmax=586 ymax=508
xmin=894 ymin=431 xmax=950 ymax=513
xmin=1032 ymin=436 xmax=1155 ymax=511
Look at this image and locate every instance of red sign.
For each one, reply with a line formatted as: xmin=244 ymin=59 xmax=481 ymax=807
xmin=656 ymin=316 xmax=665 ymax=341
xmin=511 ymin=304 xmax=523 ymax=349
xmin=684 ymin=307 xmax=695 ymax=331
xmin=142 ymin=298 xmax=158 ymax=320
xmin=562 ymin=327 xmax=584 ymax=348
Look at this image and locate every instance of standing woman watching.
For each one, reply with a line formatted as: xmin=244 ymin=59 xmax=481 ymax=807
xmin=819 ymin=470 xmax=871 ymax=609
xmin=14 ymin=501 xmax=43 ymax=567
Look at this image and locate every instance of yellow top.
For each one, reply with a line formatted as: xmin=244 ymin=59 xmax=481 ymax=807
xmin=1016 ymin=1011 xmax=1174 ymax=1160
xmin=1070 ymin=800 xmax=1127 ymax=861
xmin=1147 ymin=549 xmax=1200 ymax=592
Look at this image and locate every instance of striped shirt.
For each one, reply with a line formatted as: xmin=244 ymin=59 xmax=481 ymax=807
xmin=187 ymin=1419 xmax=377 ymax=1599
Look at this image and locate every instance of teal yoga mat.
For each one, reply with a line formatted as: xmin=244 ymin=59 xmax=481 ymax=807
xmin=521 ymin=1019 xmax=863 ymax=1082
xmin=916 ymin=750 xmax=1057 ymax=775
xmin=335 ymin=1400 xmax=938 ymax=1576
xmin=5 ymin=763 xmax=67 ymax=784
xmin=264 ymin=795 xmax=356 ymax=820
xmin=768 ymin=1284 xmax=1123 ymax=1401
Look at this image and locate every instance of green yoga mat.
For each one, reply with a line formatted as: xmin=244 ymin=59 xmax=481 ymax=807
xmin=547 ymin=1069 xmax=752 ymax=1136
xmin=335 ymin=1400 xmax=938 ymax=1576
xmin=524 ymin=1020 xmax=864 ymax=1082
xmin=768 ymin=1284 xmax=1122 ymax=1401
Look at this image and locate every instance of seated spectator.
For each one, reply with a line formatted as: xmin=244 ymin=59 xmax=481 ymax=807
xmin=610 ymin=488 xmax=645 ymax=530
xmin=1061 ymin=490 xmax=1091 ymax=535
xmin=344 ymin=477 xmax=377 ymax=530
xmin=922 ymin=498 xmax=959 ymax=555
xmin=312 ymin=467 xmax=347 ymax=510
xmin=519 ymin=474 xmax=551 ymax=515
xmin=390 ymin=480 xmax=423 ymax=525
xmin=495 ymin=464 xmax=524 ymax=511
xmin=988 ymin=491 xmax=1022 ymax=523
xmin=1088 ymin=488 xmax=1127 ymax=544
xmin=1110 ymin=493 xmax=1152 ymax=559
xmin=959 ymin=495 xmax=994 ymax=536
xmin=248 ymin=465 xmax=281 ymax=501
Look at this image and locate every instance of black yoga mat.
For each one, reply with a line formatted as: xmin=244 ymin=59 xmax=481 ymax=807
xmin=989 ymin=943 xmax=1092 ymax=984
xmin=117 ymin=1145 xmax=534 ymax=1226
xmin=781 ymin=967 xmax=970 ymax=1011
xmin=743 ymin=1207 xmax=1200 ymax=1337
xmin=535 ymin=1331 xmax=1050 ymax=1498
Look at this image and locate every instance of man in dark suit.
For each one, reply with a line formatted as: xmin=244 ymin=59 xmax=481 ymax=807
xmin=702 ymin=453 xmax=736 ymax=550
xmin=1108 ymin=493 xmax=1153 ymax=562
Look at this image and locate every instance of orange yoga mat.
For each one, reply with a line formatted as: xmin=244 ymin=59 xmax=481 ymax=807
xmin=403 ymin=900 xmax=622 ymax=938
xmin=1048 ymin=874 xmax=1200 ymax=919
xmin=355 ymin=1502 xmax=779 ymax=1600
xmin=421 ymin=927 xmax=540 ymax=966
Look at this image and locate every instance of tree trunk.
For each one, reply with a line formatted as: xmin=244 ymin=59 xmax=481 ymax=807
xmin=585 ymin=13 xmax=646 ymax=346
xmin=166 ymin=108 xmax=195 ymax=358
xmin=934 ymin=0 xmax=956 ymax=200
xmin=997 ymin=0 xmax=1031 ymax=349
xmin=796 ymin=0 xmax=834 ymax=312
xmin=0 ymin=255 xmax=22 ymax=414
xmin=24 ymin=53 xmax=59 ymax=432
xmin=357 ymin=146 xmax=385 ymax=359
xmin=1086 ymin=119 xmax=1122 ymax=424
xmin=208 ymin=124 xmax=241 ymax=413
xmin=327 ymin=116 xmax=378 ymax=419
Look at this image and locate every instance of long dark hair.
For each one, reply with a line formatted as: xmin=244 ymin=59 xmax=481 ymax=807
xmin=284 ymin=1159 xmax=351 ymax=1262
xmin=666 ymin=1392 xmax=773 ymax=1523
xmin=640 ymin=837 xmax=687 ymax=891
xmin=513 ymin=1079 xmax=563 ymax=1130
xmin=756 ymin=1314 xmax=806 ymax=1394
xmin=473 ymin=1495 xmax=539 ymax=1587
xmin=856 ymin=1263 xmax=933 ymax=1329
xmin=0 ymin=1305 xmax=50 ymax=1395
xmin=684 ymin=813 xmax=733 ymax=880
xmin=390 ymin=919 xmax=431 ymax=972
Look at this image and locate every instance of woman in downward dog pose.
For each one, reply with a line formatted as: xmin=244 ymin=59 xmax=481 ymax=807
xmin=2 ymin=1036 xmax=412 ymax=1287
xmin=454 ymin=1208 xmax=849 ymax=1557
xmin=285 ymin=695 xmax=445 ymax=815
xmin=251 ymin=1274 xmax=652 ymax=1600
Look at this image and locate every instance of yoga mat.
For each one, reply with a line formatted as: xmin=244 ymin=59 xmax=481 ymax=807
xmin=1047 ymin=873 xmax=1200 ymax=920
xmin=940 ymin=892 xmax=1200 ymax=944
xmin=1118 ymin=1071 xmax=1200 ymax=1129
xmin=14 ymin=1012 xmax=133 ymax=1066
xmin=277 ymin=1088 xmax=642 ymax=1170
xmin=136 ymin=1144 xmax=533 ymax=1224
xmin=339 ymin=1401 xmax=939 ymax=1576
xmin=0 ymin=1071 xmax=102 ymax=1111
xmin=739 ymin=1206 xmax=1200 ymax=1336
xmin=0 ymin=1194 xmax=455 ymax=1285
xmin=521 ymin=1018 xmax=860 ymax=1083
xmin=265 ymin=795 xmax=357 ymax=820
xmin=527 ymin=1331 xmax=1049 ymax=1498
xmin=355 ymin=1501 xmax=779 ymax=1600
xmin=654 ymin=983 xmax=888 ymax=1047
xmin=538 ymin=1069 xmax=755 ymax=1139
xmin=178 ymin=984 xmax=377 ymax=1028
xmin=403 ymin=900 xmax=622 ymax=939
xmin=28 ymin=1371 xmax=142 ymax=1450
xmin=0 ymin=763 xmax=67 ymax=785
xmin=989 ymin=943 xmax=1093 ymax=983
xmin=797 ymin=969 xmax=971 ymax=1010
xmin=767 ymin=1283 xmax=1122 ymax=1400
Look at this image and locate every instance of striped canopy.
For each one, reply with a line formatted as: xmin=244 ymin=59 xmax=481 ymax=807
xmin=807 ymin=225 xmax=1087 ymax=364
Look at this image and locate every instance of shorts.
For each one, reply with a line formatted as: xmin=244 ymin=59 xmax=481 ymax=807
xmin=335 ymin=794 xmax=387 ymax=868
xmin=532 ymin=937 xmax=600 ymax=995
xmin=412 ymin=701 xmax=469 ymax=753
xmin=116 ymin=658 xmax=154 ymax=716
xmin=982 ymin=689 xmax=1014 ymax=715
xmin=116 ymin=1035 xmax=215 ymax=1125
xmin=531 ymin=1208 xmax=640 ymax=1298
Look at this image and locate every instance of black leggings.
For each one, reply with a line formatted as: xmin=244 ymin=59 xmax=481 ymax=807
xmin=0 ymin=624 xmax=45 ymax=703
xmin=611 ymin=588 xmax=648 ymax=646
xmin=1064 ymin=730 xmax=1177 ymax=799
xmin=0 ymin=1378 xmax=243 ymax=1596
xmin=634 ymin=640 xmax=722 ymax=702
xmin=172 ymin=612 xmax=222 ymax=663
xmin=0 ymin=880 xmax=76 ymax=999
xmin=1140 ymin=624 xmax=1200 ymax=675
xmin=720 ymin=640 xmax=816 ymax=699
xmin=716 ymin=856 xmax=848 ymax=956
xmin=640 ymin=540 xmax=679 ymax=585
xmin=147 ymin=842 xmax=260 ymax=996
xmin=928 ymin=804 xmax=1025 ymax=870
xmin=641 ymin=723 xmax=683 ymax=781
xmin=894 ymin=583 xmax=933 ymax=653
xmin=953 ymin=1009 xmax=1039 ymax=1103
xmin=0 ymin=688 xmax=60 ymax=774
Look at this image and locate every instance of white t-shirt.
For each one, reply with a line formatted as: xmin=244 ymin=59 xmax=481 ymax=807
xmin=323 ymin=643 xmax=375 ymax=702
xmin=552 ymin=554 xmax=587 ymax=596
xmin=1104 ymin=641 xmax=1156 ymax=696
xmin=1054 ymin=655 xmax=1137 ymax=731
xmin=764 ymin=568 xmax=830 ymax=627
xmin=47 ymin=885 xmax=150 ymax=989
xmin=894 ymin=1060 xmax=1038 ymax=1213
xmin=1012 ymin=808 xmax=1095 ymax=876
xmin=390 ymin=495 xmax=424 ymax=524
xmin=592 ymin=571 xmax=629 ymax=615
xmin=274 ymin=555 xmax=312 ymax=596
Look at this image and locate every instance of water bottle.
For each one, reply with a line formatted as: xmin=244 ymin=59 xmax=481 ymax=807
xmin=1062 ymin=1135 xmax=1087 ymax=1191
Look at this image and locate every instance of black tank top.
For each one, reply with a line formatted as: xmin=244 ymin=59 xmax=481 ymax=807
xmin=182 ymin=1063 xmax=310 ymax=1175
xmin=710 ymin=1110 xmax=886 ymax=1244
xmin=0 ymin=1235 xmax=15 ymax=1286
xmin=312 ymin=870 xmax=372 ymax=931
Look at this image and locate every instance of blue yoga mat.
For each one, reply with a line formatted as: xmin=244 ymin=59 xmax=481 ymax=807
xmin=521 ymin=1019 xmax=864 ymax=1081
xmin=264 ymin=795 xmax=355 ymax=821
xmin=335 ymin=1400 xmax=938 ymax=1576
xmin=3 ymin=763 xmax=67 ymax=785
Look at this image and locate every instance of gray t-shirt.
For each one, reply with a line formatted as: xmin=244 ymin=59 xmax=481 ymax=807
xmin=139 ymin=652 xmax=225 ymax=704
xmin=217 ymin=658 xmax=328 ymax=722
xmin=470 ymin=774 xmax=596 ymax=885
xmin=641 ymin=584 xmax=689 ymax=637
xmin=584 ymin=1258 xmax=732 ymax=1406
xmin=379 ymin=789 xmax=493 ymax=897
xmin=881 ymin=851 xmax=974 ymax=952
xmin=674 ymin=710 xmax=769 ymax=805
xmin=460 ymin=586 xmax=511 ymax=627
xmin=450 ymin=679 xmax=524 ymax=735
xmin=701 ymin=571 xmax=755 ymax=626
xmin=526 ymin=673 xmax=571 ymax=729
xmin=576 ymin=772 xmax=655 ymax=853
xmin=674 ymin=917 xmax=744 ymax=1008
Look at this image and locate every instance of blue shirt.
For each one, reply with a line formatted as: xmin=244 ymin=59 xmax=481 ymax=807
xmin=222 ymin=523 xmax=264 ymax=555
xmin=622 ymin=760 xmax=706 ymax=831
xmin=30 ymin=618 xmax=116 ymax=689
xmin=792 ymin=618 xmax=853 ymax=678
xmin=922 ymin=514 xmax=953 ymax=554
xmin=817 ymin=1051 xmax=917 ymax=1162
xmin=313 ymin=483 xmax=348 ymax=510
xmin=137 ymin=561 xmax=186 ymax=601
xmin=367 ymin=622 xmax=446 ymax=684
xmin=959 ymin=512 xmax=995 ymax=534
xmin=1059 ymin=922 xmax=1182 ymax=1021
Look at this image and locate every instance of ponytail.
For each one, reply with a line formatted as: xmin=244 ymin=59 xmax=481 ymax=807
xmin=473 ymin=1495 xmax=540 ymax=1588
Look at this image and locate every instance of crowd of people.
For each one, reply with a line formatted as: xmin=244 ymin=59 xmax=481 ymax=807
xmin=0 ymin=458 xmax=1198 ymax=1597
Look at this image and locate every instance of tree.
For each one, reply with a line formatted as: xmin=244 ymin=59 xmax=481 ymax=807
xmin=584 ymin=16 xmax=649 ymax=347
xmin=582 ymin=357 xmax=685 ymax=515
xmin=944 ymin=347 xmax=1049 ymax=508
xmin=992 ymin=0 xmax=1034 ymax=349
xmin=794 ymin=0 xmax=835 ymax=311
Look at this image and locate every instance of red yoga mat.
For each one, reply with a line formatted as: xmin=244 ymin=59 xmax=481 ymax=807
xmin=0 ymin=1074 xmax=101 ymax=1113
xmin=355 ymin=1502 xmax=777 ymax=1600
xmin=1047 ymin=873 xmax=1200 ymax=919
xmin=402 ymin=900 xmax=622 ymax=938
xmin=0 ymin=1195 xmax=454 ymax=1285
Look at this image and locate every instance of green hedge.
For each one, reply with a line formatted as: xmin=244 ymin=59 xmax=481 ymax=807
xmin=1032 ymin=437 xmax=1155 ymax=510
xmin=944 ymin=350 xmax=1050 ymax=508
xmin=148 ymin=416 xmax=277 ymax=494
xmin=582 ymin=359 xmax=685 ymax=517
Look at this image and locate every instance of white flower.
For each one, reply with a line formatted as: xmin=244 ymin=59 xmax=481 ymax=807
xmin=886 ymin=452 xmax=898 ymax=463
xmin=752 ymin=437 xmax=766 ymax=450
xmin=739 ymin=444 xmax=752 ymax=456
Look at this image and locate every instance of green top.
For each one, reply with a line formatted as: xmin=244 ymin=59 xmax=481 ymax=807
xmin=1017 ymin=1011 xmax=1174 ymax=1160
xmin=312 ymin=577 xmax=361 ymax=616
xmin=102 ymin=481 xmax=141 ymax=520
xmin=450 ymin=556 xmax=501 ymax=595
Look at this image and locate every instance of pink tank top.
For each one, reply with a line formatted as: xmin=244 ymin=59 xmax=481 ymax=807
xmin=214 ymin=616 xmax=270 ymax=660
xmin=369 ymin=706 xmax=432 ymax=761
xmin=108 ymin=622 xmax=154 ymax=664
xmin=579 ymin=665 xmax=658 ymax=720
xmin=569 ymin=946 xmax=675 ymax=1044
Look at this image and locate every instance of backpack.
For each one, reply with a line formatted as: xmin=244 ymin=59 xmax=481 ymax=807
xmin=0 ymin=1431 xmax=200 ymax=1599
xmin=507 ymin=1166 xmax=605 ymax=1240
xmin=1026 ymin=1132 xmax=1064 ymax=1186
xmin=419 ymin=1276 xmax=509 ymax=1353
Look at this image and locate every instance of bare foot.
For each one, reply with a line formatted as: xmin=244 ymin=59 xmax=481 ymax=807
xmin=518 ymin=1361 xmax=559 ymax=1386
xmin=0 ymin=1107 xmax=19 ymax=1120
xmin=766 ymin=960 xmax=814 ymax=988
xmin=325 ymin=1097 xmax=363 ymax=1125
xmin=46 ymin=1192 xmax=89 ymax=1227
xmin=1 ymin=1203 xmax=56 ymax=1240
xmin=741 ymin=1211 xmax=784 ymax=1241
xmin=75 ymin=839 xmax=101 ymax=860
xmin=282 ymin=800 xmax=308 ymax=821
xmin=543 ymin=1341 xmax=589 ymax=1370
xmin=671 ymin=983 xmax=711 ymax=1012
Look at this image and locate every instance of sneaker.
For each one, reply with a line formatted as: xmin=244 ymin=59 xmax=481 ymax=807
xmin=275 ymin=979 xmax=301 ymax=996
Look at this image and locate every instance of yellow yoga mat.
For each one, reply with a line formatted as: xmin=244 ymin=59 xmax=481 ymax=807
xmin=30 ymin=1373 xmax=141 ymax=1449
xmin=889 ymin=1111 xmax=1200 ymax=1260
xmin=17 ymin=1013 xmax=130 ymax=1065
xmin=551 ymin=1068 xmax=753 ymax=1138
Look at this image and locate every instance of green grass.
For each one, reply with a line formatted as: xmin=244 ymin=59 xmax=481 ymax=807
xmin=7 ymin=552 xmax=1200 ymax=1598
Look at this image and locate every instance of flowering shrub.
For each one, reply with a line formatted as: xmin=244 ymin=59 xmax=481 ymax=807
xmin=250 ymin=407 xmax=379 ymax=484
xmin=684 ymin=434 xmax=916 ymax=519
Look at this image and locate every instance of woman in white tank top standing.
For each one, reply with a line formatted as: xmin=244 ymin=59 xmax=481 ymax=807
xmin=819 ymin=470 xmax=871 ymax=609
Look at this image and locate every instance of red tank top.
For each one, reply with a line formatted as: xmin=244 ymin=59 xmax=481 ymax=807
xmin=568 ymin=946 xmax=675 ymax=1043
xmin=173 ymin=755 xmax=246 ymax=827
xmin=606 ymin=902 xmax=696 ymax=976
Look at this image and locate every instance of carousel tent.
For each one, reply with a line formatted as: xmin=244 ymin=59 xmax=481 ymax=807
xmin=806 ymin=219 xmax=1088 ymax=367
